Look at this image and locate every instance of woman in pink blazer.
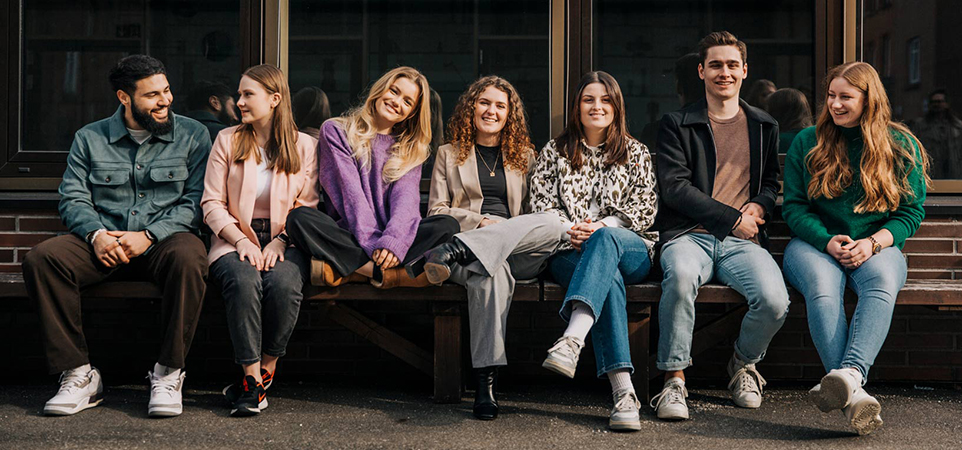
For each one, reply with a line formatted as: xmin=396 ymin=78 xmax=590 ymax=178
xmin=201 ymin=65 xmax=319 ymax=417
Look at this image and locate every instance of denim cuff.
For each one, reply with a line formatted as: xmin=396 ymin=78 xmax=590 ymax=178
xmin=597 ymin=362 xmax=634 ymax=379
xmin=656 ymin=358 xmax=693 ymax=372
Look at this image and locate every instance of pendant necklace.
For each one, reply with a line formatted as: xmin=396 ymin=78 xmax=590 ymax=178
xmin=477 ymin=148 xmax=500 ymax=177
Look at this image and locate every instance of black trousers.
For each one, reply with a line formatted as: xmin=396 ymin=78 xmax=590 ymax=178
xmin=22 ymin=233 xmax=208 ymax=374
xmin=285 ymin=206 xmax=459 ymax=277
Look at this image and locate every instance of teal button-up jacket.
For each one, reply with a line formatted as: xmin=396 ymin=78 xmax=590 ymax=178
xmin=58 ymin=106 xmax=213 ymax=243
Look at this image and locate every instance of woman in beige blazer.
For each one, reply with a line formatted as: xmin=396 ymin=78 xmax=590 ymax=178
xmin=201 ymin=65 xmax=318 ymax=417
xmin=408 ymin=76 xmax=567 ymax=421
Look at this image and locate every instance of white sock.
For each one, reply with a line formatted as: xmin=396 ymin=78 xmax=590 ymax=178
xmin=562 ymin=301 xmax=595 ymax=341
xmin=153 ymin=363 xmax=180 ymax=377
xmin=842 ymin=367 xmax=864 ymax=386
xmin=608 ymin=369 xmax=634 ymax=393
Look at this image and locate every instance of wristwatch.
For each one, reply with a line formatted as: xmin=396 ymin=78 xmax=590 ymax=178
xmin=868 ymin=236 xmax=882 ymax=254
xmin=144 ymin=229 xmax=158 ymax=245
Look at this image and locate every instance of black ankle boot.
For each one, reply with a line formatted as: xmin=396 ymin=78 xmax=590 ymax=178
xmin=405 ymin=238 xmax=476 ymax=283
xmin=473 ymin=367 xmax=498 ymax=420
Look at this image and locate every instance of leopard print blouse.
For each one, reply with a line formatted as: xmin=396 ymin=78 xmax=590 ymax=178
xmin=528 ymin=137 xmax=659 ymax=256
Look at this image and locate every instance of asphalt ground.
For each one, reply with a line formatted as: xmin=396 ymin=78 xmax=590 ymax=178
xmin=2 ymin=381 xmax=961 ymax=449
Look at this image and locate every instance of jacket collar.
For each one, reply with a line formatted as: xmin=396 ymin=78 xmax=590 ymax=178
xmin=680 ymin=98 xmax=777 ymax=126
xmin=107 ymin=105 xmax=176 ymax=144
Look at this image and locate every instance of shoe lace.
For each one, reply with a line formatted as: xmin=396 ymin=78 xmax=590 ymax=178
xmin=57 ymin=369 xmax=89 ymax=394
xmin=650 ymin=381 xmax=688 ymax=410
xmin=548 ymin=336 xmax=583 ymax=359
xmin=147 ymin=371 xmax=181 ymax=397
xmin=613 ymin=390 xmax=640 ymax=412
xmin=729 ymin=364 xmax=766 ymax=395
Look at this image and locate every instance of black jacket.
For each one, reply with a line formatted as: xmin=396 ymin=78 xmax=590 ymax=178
xmin=653 ymin=98 xmax=781 ymax=247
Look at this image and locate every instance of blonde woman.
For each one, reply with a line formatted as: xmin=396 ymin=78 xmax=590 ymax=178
xmin=202 ymin=64 xmax=319 ymax=416
xmin=407 ymin=76 xmax=566 ymax=420
xmin=286 ymin=66 xmax=458 ymax=288
xmin=782 ymin=62 xmax=930 ymax=435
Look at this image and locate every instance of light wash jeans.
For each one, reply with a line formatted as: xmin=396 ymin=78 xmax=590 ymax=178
xmin=657 ymin=233 xmax=790 ymax=371
xmin=782 ymin=237 xmax=906 ymax=383
xmin=549 ymin=227 xmax=652 ymax=378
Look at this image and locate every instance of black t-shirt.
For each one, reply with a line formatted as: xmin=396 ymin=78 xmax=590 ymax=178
xmin=475 ymin=144 xmax=510 ymax=219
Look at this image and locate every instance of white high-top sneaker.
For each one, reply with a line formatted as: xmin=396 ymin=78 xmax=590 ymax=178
xmin=650 ymin=377 xmax=689 ymax=420
xmin=843 ymin=387 xmax=883 ymax=435
xmin=542 ymin=336 xmax=584 ymax=379
xmin=147 ymin=365 xmax=185 ymax=418
xmin=44 ymin=365 xmax=104 ymax=416
xmin=810 ymin=367 xmax=861 ymax=412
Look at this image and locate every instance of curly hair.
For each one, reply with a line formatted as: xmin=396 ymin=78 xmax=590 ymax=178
xmin=446 ymin=76 xmax=533 ymax=174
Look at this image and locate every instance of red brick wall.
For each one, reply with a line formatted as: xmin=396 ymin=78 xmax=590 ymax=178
xmin=2 ymin=208 xmax=960 ymax=386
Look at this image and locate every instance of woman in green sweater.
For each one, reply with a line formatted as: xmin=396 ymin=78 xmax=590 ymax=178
xmin=782 ymin=62 xmax=930 ymax=436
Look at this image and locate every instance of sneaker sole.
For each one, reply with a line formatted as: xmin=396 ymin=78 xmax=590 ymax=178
xmin=423 ymin=262 xmax=451 ymax=285
xmin=812 ymin=374 xmax=852 ymax=412
xmin=148 ymin=405 xmax=182 ymax=418
xmin=656 ymin=409 xmax=690 ymax=421
xmin=850 ymin=399 xmax=883 ymax=436
xmin=231 ymin=398 xmax=268 ymax=417
xmin=732 ymin=396 xmax=761 ymax=409
xmin=541 ymin=357 xmax=576 ymax=379
xmin=609 ymin=419 xmax=642 ymax=431
xmin=43 ymin=393 xmax=103 ymax=416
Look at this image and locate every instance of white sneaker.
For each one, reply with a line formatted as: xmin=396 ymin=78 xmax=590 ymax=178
xmin=147 ymin=367 xmax=185 ymax=418
xmin=609 ymin=389 xmax=642 ymax=431
xmin=810 ymin=368 xmax=861 ymax=412
xmin=843 ymin=387 xmax=883 ymax=435
xmin=44 ymin=366 xmax=104 ymax=416
xmin=541 ymin=336 xmax=584 ymax=378
xmin=650 ymin=377 xmax=689 ymax=420
xmin=727 ymin=355 xmax=766 ymax=408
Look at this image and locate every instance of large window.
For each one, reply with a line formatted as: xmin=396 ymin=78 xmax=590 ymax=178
xmin=287 ymin=0 xmax=552 ymax=147
xmin=593 ymin=0 xmax=816 ymax=152
xmin=861 ymin=0 xmax=962 ymax=182
xmin=5 ymin=0 xmax=244 ymax=178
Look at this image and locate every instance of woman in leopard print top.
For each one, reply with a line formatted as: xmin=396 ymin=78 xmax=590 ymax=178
xmin=532 ymin=71 xmax=658 ymax=432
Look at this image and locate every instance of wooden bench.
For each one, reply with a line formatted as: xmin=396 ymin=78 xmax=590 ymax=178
xmin=3 ymin=271 xmax=960 ymax=402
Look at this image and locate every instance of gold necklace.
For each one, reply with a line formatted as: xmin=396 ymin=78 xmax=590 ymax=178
xmin=476 ymin=147 xmax=500 ymax=177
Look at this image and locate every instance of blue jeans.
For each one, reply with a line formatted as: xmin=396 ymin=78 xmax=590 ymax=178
xmin=657 ymin=233 xmax=790 ymax=371
xmin=210 ymin=248 xmax=309 ymax=365
xmin=782 ymin=238 xmax=905 ymax=383
xmin=549 ymin=227 xmax=652 ymax=378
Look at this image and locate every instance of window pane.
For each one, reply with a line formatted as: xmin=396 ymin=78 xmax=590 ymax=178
xmin=863 ymin=0 xmax=962 ymax=179
xmin=22 ymin=0 xmax=242 ymax=153
xmin=594 ymin=0 xmax=815 ymax=154
xmin=288 ymin=0 xmax=552 ymax=152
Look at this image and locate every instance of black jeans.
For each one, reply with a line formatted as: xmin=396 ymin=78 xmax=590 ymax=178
xmin=285 ymin=206 xmax=459 ymax=277
xmin=210 ymin=247 xmax=309 ymax=365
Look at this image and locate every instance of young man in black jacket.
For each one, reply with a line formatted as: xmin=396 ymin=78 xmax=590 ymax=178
xmin=650 ymin=31 xmax=789 ymax=421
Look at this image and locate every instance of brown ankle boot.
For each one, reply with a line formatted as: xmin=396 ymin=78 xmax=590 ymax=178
xmin=310 ymin=259 xmax=368 ymax=287
xmin=372 ymin=267 xmax=433 ymax=289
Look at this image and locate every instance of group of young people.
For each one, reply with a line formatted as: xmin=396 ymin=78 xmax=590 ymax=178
xmin=22 ymin=30 xmax=928 ymax=436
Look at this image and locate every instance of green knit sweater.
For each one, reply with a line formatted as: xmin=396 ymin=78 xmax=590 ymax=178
xmin=782 ymin=125 xmax=927 ymax=252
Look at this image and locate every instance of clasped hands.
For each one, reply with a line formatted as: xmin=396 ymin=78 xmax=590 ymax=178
xmin=236 ymin=237 xmax=287 ymax=271
xmin=826 ymin=235 xmax=875 ymax=269
xmin=92 ymin=230 xmax=153 ymax=268
xmin=568 ymin=218 xmax=606 ymax=251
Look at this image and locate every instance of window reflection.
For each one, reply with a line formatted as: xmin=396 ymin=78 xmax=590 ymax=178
xmin=862 ymin=0 xmax=962 ymax=179
xmin=22 ymin=0 xmax=242 ymax=152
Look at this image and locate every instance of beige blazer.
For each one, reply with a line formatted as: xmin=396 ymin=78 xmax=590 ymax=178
xmin=202 ymin=126 xmax=320 ymax=264
xmin=427 ymin=143 xmax=534 ymax=232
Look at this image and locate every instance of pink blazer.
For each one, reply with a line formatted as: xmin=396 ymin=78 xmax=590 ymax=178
xmin=202 ymin=126 xmax=320 ymax=265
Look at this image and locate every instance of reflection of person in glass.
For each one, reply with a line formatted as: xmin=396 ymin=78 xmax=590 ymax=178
xmin=202 ymin=65 xmax=319 ymax=417
xmin=408 ymin=76 xmax=566 ymax=421
xmin=910 ymin=89 xmax=962 ymax=179
xmin=23 ymin=55 xmax=212 ymax=418
xmin=652 ymin=31 xmax=788 ymax=422
xmin=185 ymin=80 xmax=239 ymax=141
xmin=291 ymin=86 xmax=331 ymax=141
xmin=782 ymin=62 xmax=929 ymax=436
xmin=744 ymin=79 xmax=776 ymax=110
xmin=640 ymin=53 xmax=704 ymax=150
xmin=285 ymin=67 xmax=459 ymax=289
xmin=766 ymin=88 xmax=813 ymax=154
xmin=531 ymin=71 xmax=659 ymax=432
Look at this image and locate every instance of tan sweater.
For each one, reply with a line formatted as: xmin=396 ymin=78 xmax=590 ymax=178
xmin=693 ymin=108 xmax=752 ymax=238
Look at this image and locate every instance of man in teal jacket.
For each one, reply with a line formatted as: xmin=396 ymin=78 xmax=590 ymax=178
xmin=22 ymin=55 xmax=211 ymax=418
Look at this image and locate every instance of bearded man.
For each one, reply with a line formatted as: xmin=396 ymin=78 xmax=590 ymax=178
xmin=22 ymin=55 xmax=212 ymax=418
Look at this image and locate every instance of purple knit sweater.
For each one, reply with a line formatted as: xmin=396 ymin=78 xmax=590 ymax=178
xmin=318 ymin=120 xmax=422 ymax=260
